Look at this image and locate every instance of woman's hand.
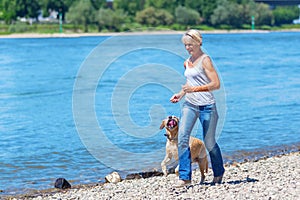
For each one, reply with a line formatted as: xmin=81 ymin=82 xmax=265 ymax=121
xmin=182 ymin=84 xmax=194 ymax=93
xmin=170 ymin=93 xmax=184 ymax=103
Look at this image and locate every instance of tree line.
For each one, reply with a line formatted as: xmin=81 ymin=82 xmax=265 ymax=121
xmin=0 ymin=0 xmax=298 ymax=32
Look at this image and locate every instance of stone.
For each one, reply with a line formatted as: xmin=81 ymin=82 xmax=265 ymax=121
xmin=54 ymin=178 xmax=71 ymax=189
xmin=105 ymin=171 xmax=122 ymax=183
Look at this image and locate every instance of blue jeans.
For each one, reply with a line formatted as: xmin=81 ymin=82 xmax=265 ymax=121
xmin=178 ymin=101 xmax=225 ymax=180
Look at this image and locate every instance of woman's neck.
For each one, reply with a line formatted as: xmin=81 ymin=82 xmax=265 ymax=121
xmin=190 ymin=51 xmax=204 ymax=63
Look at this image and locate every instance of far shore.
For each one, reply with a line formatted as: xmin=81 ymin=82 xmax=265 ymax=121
xmin=1 ymin=29 xmax=300 ymax=38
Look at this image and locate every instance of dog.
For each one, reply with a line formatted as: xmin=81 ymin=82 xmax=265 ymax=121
xmin=160 ymin=116 xmax=208 ymax=183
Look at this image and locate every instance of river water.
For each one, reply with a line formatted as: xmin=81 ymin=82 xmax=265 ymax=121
xmin=0 ymin=31 xmax=299 ymax=195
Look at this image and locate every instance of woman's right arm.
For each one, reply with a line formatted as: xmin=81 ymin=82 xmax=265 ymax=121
xmin=170 ymin=89 xmax=186 ymax=103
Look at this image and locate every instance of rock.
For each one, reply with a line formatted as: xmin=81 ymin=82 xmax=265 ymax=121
xmin=125 ymin=173 xmax=142 ymax=180
xmin=105 ymin=172 xmax=122 ymax=183
xmin=139 ymin=171 xmax=163 ymax=178
xmin=54 ymin=178 xmax=71 ymax=189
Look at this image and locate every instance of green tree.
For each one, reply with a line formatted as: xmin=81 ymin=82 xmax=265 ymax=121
xmin=175 ymin=6 xmax=200 ymax=25
xmin=96 ymin=8 xmax=126 ymax=31
xmin=66 ymin=0 xmax=97 ymax=32
xmin=145 ymin=0 xmax=184 ymax=14
xmin=1 ymin=0 xmax=41 ymax=23
xmin=211 ymin=0 xmax=244 ymax=28
xmin=273 ymin=6 xmax=298 ymax=25
xmin=1 ymin=0 xmax=17 ymax=23
xmin=113 ymin=0 xmax=145 ymax=16
xmin=40 ymin=0 xmax=75 ymax=21
xmin=240 ymin=0 xmax=256 ymax=25
xmin=0 ymin=0 xmax=3 ymax=20
xmin=90 ymin=0 xmax=106 ymax=10
xmin=155 ymin=8 xmax=174 ymax=25
xmin=15 ymin=0 xmax=41 ymax=19
xmin=184 ymin=0 xmax=218 ymax=24
xmin=135 ymin=6 xmax=173 ymax=26
xmin=254 ymin=3 xmax=273 ymax=26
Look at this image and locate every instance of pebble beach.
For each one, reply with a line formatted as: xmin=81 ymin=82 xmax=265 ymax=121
xmin=4 ymin=151 xmax=299 ymax=200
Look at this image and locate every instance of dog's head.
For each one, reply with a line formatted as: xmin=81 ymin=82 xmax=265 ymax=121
xmin=160 ymin=116 xmax=179 ymax=141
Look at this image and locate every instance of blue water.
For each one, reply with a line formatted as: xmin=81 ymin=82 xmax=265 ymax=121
xmin=0 ymin=32 xmax=299 ymax=195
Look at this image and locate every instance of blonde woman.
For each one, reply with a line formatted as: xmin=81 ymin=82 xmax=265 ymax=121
xmin=170 ymin=29 xmax=225 ymax=187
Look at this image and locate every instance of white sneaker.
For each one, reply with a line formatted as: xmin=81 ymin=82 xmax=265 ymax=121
xmin=174 ymin=179 xmax=191 ymax=188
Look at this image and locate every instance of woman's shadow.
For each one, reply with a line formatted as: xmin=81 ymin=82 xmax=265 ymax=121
xmin=226 ymin=176 xmax=259 ymax=185
xmin=200 ymin=176 xmax=259 ymax=186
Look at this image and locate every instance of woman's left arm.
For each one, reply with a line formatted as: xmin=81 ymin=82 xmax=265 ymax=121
xmin=182 ymin=57 xmax=220 ymax=92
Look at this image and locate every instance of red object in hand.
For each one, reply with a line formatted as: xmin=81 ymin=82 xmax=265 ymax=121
xmin=170 ymin=95 xmax=179 ymax=103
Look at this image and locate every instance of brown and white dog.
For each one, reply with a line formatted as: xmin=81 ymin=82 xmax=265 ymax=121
xmin=160 ymin=116 xmax=208 ymax=183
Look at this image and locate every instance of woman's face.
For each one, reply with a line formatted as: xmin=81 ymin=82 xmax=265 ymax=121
xmin=183 ymin=37 xmax=201 ymax=56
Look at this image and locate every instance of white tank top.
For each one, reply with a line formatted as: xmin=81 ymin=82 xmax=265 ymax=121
xmin=184 ymin=54 xmax=215 ymax=106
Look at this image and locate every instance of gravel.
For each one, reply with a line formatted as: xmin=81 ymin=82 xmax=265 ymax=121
xmin=5 ymin=152 xmax=300 ymax=200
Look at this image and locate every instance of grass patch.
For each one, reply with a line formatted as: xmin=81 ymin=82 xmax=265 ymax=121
xmin=0 ymin=22 xmax=299 ymax=35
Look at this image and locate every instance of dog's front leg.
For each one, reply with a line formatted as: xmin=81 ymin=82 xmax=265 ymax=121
xmin=161 ymin=154 xmax=172 ymax=176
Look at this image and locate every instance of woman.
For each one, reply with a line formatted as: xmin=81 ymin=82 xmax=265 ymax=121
xmin=170 ymin=29 xmax=225 ymax=187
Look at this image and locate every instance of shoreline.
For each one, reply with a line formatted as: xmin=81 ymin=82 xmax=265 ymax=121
xmin=1 ymin=29 xmax=300 ymax=38
xmin=2 ymin=144 xmax=299 ymax=200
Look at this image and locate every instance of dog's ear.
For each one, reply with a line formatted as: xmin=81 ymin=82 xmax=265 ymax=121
xmin=174 ymin=116 xmax=179 ymax=122
xmin=159 ymin=120 xmax=165 ymax=130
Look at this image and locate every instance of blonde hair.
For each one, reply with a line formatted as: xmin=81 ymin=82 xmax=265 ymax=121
xmin=182 ymin=29 xmax=203 ymax=46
